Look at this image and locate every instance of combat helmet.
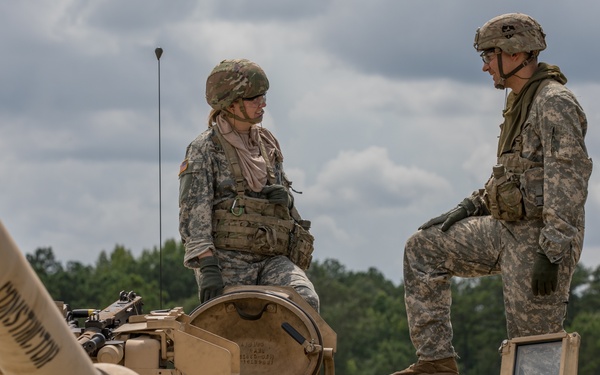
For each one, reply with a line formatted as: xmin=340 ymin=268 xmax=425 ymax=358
xmin=474 ymin=13 xmax=546 ymax=55
xmin=205 ymin=59 xmax=269 ymax=110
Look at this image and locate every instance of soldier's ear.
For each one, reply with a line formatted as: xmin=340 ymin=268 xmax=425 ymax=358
xmin=229 ymin=101 xmax=239 ymax=111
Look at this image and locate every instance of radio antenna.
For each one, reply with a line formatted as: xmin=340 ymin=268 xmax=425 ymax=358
xmin=154 ymin=47 xmax=164 ymax=309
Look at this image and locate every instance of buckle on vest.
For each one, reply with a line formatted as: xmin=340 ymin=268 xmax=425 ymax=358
xmin=231 ymin=197 xmax=245 ymax=216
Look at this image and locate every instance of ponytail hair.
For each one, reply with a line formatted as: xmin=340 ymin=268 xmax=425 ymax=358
xmin=208 ymin=108 xmax=220 ymax=127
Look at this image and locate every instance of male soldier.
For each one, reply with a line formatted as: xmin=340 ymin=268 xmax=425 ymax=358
xmin=390 ymin=13 xmax=592 ymax=375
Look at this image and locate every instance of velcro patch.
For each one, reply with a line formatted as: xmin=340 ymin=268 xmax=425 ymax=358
xmin=179 ymin=159 xmax=189 ymax=176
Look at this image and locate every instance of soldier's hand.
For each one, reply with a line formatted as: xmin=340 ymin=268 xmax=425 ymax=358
xmin=198 ymin=256 xmax=224 ymax=303
xmin=261 ymin=184 xmax=292 ymax=207
xmin=419 ymin=198 xmax=476 ymax=232
xmin=531 ymin=253 xmax=559 ymax=296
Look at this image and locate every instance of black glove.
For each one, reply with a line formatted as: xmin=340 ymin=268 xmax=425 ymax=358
xmin=198 ymin=256 xmax=224 ymax=303
xmin=419 ymin=198 xmax=476 ymax=232
xmin=261 ymin=184 xmax=292 ymax=208
xmin=531 ymin=252 xmax=559 ymax=296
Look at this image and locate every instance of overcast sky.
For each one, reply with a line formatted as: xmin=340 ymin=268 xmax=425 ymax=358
xmin=2 ymin=0 xmax=600 ymax=285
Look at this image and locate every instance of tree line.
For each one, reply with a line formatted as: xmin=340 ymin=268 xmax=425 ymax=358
xmin=26 ymin=240 xmax=600 ymax=374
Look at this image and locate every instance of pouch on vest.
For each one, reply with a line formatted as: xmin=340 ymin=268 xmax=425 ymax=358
xmin=288 ymin=220 xmax=314 ymax=270
xmin=211 ymin=127 xmax=315 ymax=269
xmin=484 ymin=164 xmax=524 ymax=221
xmin=212 ymin=197 xmax=294 ymax=257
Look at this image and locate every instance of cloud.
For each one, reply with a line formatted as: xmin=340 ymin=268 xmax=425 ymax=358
xmin=304 ymin=146 xmax=450 ymax=211
xmin=2 ymin=0 xmax=600 ymax=286
xmin=292 ymin=146 xmax=451 ymax=281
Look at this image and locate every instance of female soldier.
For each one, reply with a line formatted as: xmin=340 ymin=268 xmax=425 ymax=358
xmin=179 ymin=59 xmax=319 ymax=311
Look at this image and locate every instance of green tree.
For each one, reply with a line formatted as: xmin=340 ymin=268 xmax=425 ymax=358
xmin=565 ymin=264 xmax=591 ymax=327
xmin=575 ymin=265 xmax=600 ymax=313
xmin=26 ymin=247 xmax=64 ymax=298
xmin=567 ymin=311 xmax=600 ymax=374
xmin=308 ymin=259 xmax=412 ymax=375
xmin=566 ymin=264 xmax=600 ymax=374
xmin=26 ymin=246 xmax=600 ymax=374
xmin=451 ymin=276 xmax=506 ymax=374
xmin=89 ymin=246 xmax=151 ymax=308
xmin=136 ymin=239 xmax=199 ymax=312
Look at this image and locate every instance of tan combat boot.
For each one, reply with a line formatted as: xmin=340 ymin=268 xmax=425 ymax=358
xmin=390 ymin=357 xmax=459 ymax=375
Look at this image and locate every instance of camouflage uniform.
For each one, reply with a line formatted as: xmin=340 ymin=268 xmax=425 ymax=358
xmin=179 ymin=110 xmax=319 ymax=312
xmin=403 ymin=74 xmax=592 ymax=361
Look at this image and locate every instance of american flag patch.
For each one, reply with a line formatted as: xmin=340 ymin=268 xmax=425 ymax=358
xmin=179 ymin=159 xmax=189 ymax=176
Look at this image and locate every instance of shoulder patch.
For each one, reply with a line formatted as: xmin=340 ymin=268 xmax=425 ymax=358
xmin=179 ymin=159 xmax=189 ymax=176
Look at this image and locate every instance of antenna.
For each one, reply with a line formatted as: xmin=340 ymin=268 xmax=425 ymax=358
xmin=155 ymin=47 xmax=163 ymax=309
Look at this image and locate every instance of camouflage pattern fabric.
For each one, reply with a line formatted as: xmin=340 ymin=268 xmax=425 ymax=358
xmin=179 ymin=125 xmax=319 ymax=311
xmin=194 ymin=252 xmax=320 ymax=312
xmin=403 ymin=72 xmax=591 ymax=361
xmin=205 ymin=59 xmax=269 ymax=110
xmin=474 ymin=13 xmax=546 ymax=55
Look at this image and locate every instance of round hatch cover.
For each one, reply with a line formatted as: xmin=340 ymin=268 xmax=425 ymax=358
xmin=189 ymin=288 xmax=323 ymax=375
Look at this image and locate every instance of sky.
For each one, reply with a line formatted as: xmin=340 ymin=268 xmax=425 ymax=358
xmin=2 ymin=0 xmax=600 ymax=285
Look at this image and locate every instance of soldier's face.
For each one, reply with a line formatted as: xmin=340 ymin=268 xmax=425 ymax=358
xmin=243 ymin=95 xmax=266 ymax=118
xmin=483 ymin=51 xmax=530 ymax=91
xmin=482 ymin=49 xmax=503 ymax=88
xmin=230 ymin=94 xmax=266 ymax=123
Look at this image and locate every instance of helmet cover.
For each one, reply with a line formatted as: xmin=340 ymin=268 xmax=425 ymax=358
xmin=474 ymin=13 xmax=546 ymax=55
xmin=205 ymin=59 xmax=269 ymax=110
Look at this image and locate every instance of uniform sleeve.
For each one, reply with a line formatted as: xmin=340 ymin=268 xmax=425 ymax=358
xmin=537 ymin=91 xmax=592 ymax=263
xmin=179 ymin=141 xmax=216 ymax=268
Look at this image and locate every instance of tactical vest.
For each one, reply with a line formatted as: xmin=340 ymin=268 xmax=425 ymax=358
xmin=210 ymin=127 xmax=314 ymax=270
xmin=483 ymin=80 xmax=551 ymax=222
xmin=484 ymin=135 xmax=544 ymax=221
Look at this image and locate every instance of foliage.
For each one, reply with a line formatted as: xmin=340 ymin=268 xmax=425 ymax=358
xmin=26 ymin=244 xmax=600 ymax=375
xmin=308 ymin=259 xmax=412 ymax=375
xmin=450 ymin=276 xmax=506 ymax=374
xmin=26 ymin=241 xmax=199 ymax=314
xmin=567 ymin=312 xmax=600 ymax=374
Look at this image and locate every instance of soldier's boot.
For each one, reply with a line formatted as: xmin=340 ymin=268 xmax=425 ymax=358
xmin=389 ymin=357 xmax=459 ymax=375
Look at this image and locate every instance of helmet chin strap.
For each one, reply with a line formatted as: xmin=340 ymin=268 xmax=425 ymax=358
xmin=223 ymin=98 xmax=263 ymax=125
xmin=495 ymin=53 xmax=535 ymax=90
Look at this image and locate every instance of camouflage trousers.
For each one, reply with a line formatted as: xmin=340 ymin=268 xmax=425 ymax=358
xmin=194 ymin=250 xmax=320 ymax=312
xmin=404 ymin=215 xmax=582 ymax=361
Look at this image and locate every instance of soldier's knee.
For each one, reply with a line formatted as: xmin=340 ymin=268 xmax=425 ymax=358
xmin=295 ymin=285 xmax=320 ymax=312
xmin=404 ymin=231 xmax=424 ymax=258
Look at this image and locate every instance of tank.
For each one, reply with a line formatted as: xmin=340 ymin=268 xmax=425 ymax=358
xmin=189 ymin=285 xmax=336 ymax=375
xmin=0 ymin=220 xmax=139 ymax=375
xmin=0 ymin=220 xmax=336 ymax=375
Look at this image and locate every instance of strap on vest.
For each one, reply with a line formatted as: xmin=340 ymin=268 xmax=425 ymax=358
xmin=256 ymin=135 xmax=276 ymax=184
xmin=213 ymin=127 xmax=246 ymax=197
xmin=209 ymin=125 xmax=314 ymax=268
